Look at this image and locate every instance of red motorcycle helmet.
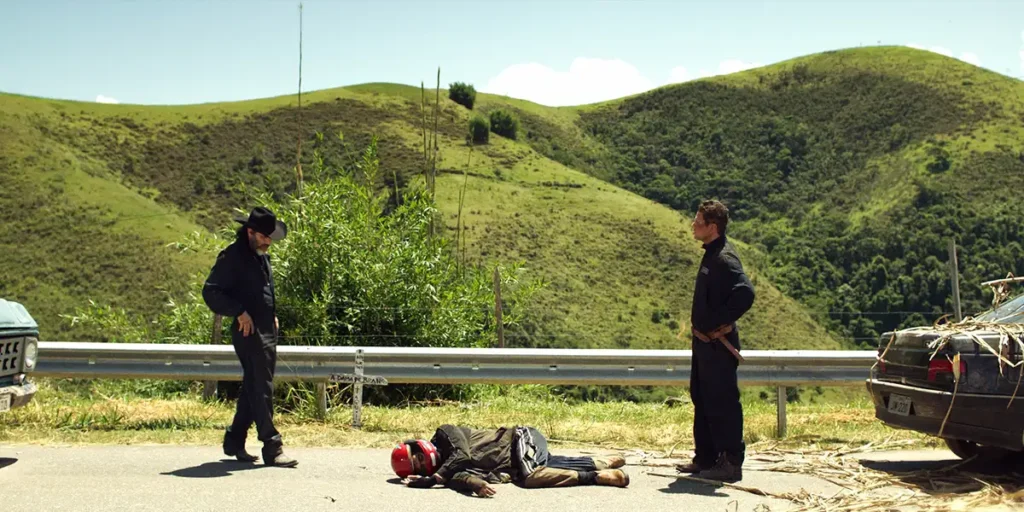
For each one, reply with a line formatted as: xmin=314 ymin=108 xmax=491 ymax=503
xmin=391 ymin=439 xmax=440 ymax=478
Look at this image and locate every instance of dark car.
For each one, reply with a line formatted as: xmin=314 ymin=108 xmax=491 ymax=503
xmin=867 ymin=282 xmax=1024 ymax=462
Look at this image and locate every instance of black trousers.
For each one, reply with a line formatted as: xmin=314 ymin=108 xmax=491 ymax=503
xmin=690 ymin=334 xmax=745 ymax=467
xmin=226 ymin=333 xmax=281 ymax=446
xmin=524 ymin=427 xmax=599 ymax=472
xmin=513 ymin=427 xmax=600 ymax=486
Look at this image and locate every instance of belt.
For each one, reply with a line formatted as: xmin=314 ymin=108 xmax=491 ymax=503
xmin=691 ymin=325 xmax=745 ymax=363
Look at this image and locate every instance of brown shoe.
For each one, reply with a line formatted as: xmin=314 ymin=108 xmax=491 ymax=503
xmin=595 ymin=455 xmax=626 ymax=469
xmin=675 ymin=461 xmax=707 ymax=474
xmin=595 ymin=469 xmax=630 ymax=487
xmin=697 ymin=454 xmax=741 ymax=482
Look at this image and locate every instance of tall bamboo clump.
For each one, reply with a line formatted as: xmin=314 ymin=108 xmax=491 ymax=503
xmin=421 ymin=68 xmax=442 ymax=237
xmin=294 ymin=2 xmax=305 ymax=200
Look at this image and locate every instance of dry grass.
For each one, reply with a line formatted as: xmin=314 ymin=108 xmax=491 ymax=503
xmin=0 ymin=380 xmax=938 ymax=453
xmin=639 ymin=440 xmax=1024 ymax=511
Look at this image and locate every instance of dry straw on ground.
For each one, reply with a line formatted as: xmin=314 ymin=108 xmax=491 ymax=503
xmin=643 ymin=439 xmax=1023 ymax=512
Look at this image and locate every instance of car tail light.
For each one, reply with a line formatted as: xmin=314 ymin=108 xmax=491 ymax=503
xmin=927 ymin=358 xmax=966 ymax=382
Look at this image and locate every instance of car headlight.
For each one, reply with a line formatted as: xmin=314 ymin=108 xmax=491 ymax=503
xmin=23 ymin=338 xmax=38 ymax=371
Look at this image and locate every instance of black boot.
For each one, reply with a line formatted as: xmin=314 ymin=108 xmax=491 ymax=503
xmin=223 ymin=428 xmax=258 ymax=463
xmin=262 ymin=439 xmax=298 ymax=468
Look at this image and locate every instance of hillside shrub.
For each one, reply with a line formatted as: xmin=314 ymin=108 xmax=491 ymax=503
xmin=469 ymin=116 xmax=490 ymax=144
xmin=489 ymin=109 xmax=520 ymax=140
xmin=449 ymin=82 xmax=476 ymax=110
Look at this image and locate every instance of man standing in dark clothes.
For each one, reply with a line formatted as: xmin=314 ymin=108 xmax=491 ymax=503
xmin=676 ymin=200 xmax=755 ymax=482
xmin=202 ymin=206 xmax=297 ymax=467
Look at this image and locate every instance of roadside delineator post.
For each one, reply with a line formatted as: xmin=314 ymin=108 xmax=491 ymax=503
xmin=329 ymin=349 xmax=388 ymax=428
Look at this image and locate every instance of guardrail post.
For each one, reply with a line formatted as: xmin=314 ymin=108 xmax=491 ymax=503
xmin=203 ymin=314 xmax=222 ymax=400
xmin=776 ymin=386 xmax=787 ymax=438
xmin=316 ymin=382 xmax=327 ymax=420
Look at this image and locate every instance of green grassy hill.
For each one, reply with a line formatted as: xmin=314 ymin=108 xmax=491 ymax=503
xmin=493 ymin=46 xmax=1024 ymax=347
xmin=12 ymin=45 xmax=1017 ymax=351
xmin=0 ymin=76 xmax=836 ymax=349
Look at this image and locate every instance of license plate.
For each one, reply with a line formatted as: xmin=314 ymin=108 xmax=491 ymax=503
xmin=0 ymin=394 xmax=10 ymax=413
xmin=888 ymin=393 xmax=912 ymax=416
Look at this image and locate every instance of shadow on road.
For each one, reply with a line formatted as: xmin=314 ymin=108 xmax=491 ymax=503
xmin=161 ymin=459 xmax=264 ymax=478
xmin=858 ymin=457 xmax=963 ymax=474
xmin=859 ymin=455 xmax=1024 ymax=478
xmin=0 ymin=458 xmax=17 ymax=470
xmin=857 ymin=454 xmax=1024 ymax=497
xmin=658 ymin=477 xmax=728 ymax=497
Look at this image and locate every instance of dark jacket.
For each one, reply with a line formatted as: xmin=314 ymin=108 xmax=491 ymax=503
xmin=201 ymin=237 xmax=278 ymax=346
xmin=429 ymin=424 xmax=518 ymax=493
xmin=690 ymin=235 xmax=755 ymax=343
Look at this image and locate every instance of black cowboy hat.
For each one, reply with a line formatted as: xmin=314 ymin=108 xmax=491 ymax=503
xmin=235 ymin=206 xmax=288 ymax=241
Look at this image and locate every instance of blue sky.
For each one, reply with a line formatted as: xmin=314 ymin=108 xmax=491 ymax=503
xmin=2 ymin=0 xmax=1022 ymax=106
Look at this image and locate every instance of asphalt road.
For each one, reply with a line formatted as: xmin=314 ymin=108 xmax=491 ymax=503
xmin=0 ymin=444 xmax=860 ymax=512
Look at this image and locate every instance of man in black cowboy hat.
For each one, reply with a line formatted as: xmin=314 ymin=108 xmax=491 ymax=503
xmin=202 ymin=206 xmax=297 ymax=467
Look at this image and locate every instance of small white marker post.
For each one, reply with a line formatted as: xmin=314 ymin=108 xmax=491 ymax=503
xmin=329 ymin=349 xmax=388 ymax=429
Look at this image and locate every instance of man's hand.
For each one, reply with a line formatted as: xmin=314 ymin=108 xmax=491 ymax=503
xmin=237 ymin=312 xmax=254 ymax=337
xmin=404 ymin=475 xmax=437 ymax=488
xmin=275 ymin=316 xmax=279 ymax=333
xmin=475 ymin=483 xmax=496 ymax=497
xmin=694 ymin=324 xmax=744 ymax=362
xmin=708 ymin=324 xmax=733 ymax=339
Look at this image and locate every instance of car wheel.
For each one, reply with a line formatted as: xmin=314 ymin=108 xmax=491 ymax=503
xmin=943 ymin=438 xmax=1016 ymax=462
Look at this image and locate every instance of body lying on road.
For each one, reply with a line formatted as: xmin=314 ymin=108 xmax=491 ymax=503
xmin=391 ymin=424 xmax=630 ymax=497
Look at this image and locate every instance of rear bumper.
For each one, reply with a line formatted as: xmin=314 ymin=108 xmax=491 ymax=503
xmin=0 ymin=379 xmax=37 ymax=411
xmin=866 ymin=378 xmax=1024 ymax=452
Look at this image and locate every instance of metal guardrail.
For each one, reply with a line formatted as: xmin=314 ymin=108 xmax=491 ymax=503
xmin=34 ymin=342 xmax=878 ymax=437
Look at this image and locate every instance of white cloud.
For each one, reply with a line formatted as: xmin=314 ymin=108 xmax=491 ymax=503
xmin=1020 ymin=31 xmax=1024 ymax=72
xmin=905 ymin=43 xmax=983 ymax=66
xmin=482 ymin=58 xmax=655 ymax=106
xmin=668 ymin=66 xmax=690 ymax=83
xmin=959 ymin=52 xmax=981 ymax=66
xmin=718 ymin=59 xmax=760 ymax=74
xmin=482 ymin=57 xmax=763 ymax=106
xmin=906 ymin=43 xmax=952 ymax=57
xmin=696 ymin=60 xmax=761 ymax=80
xmin=95 ymin=95 xmax=119 ymax=104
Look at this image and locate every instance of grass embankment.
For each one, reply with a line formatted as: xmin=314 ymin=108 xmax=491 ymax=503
xmin=0 ymin=379 xmax=940 ymax=452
